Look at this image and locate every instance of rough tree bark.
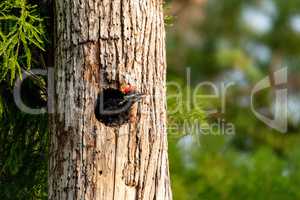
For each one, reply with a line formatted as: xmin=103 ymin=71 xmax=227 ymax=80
xmin=49 ymin=0 xmax=172 ymax=199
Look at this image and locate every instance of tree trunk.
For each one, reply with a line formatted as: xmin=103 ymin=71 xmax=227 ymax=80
xmin=49 ymin=0 xmax=172 ymax=199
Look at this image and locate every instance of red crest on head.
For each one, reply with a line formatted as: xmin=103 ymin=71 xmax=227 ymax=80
xmin=120 ymin=84 xmax=135 ymax=94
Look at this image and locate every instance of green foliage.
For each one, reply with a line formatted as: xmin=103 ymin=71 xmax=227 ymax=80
xmin=0 ymin=0 xmax=48 ymax=199
xmin=169 ymin=142 xmax=300 ymax=200
xmin=164 ymin=3 xmax=175 ymax=27
xmin=0 ymin=0 xmax=45 ymax=84
xmin=0 ymin=85 xmax=48 ymax=200
xmin=0 ymin=95 xmax=3 ymax=119
xmin=168 ymin=85 xmax=207 ymax=138
xmin=167 ymin=0 xmax=300 ymax=199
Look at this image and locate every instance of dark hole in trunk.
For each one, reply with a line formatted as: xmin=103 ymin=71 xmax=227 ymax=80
xmin=95 ymin=88 xmax=132 ymax=127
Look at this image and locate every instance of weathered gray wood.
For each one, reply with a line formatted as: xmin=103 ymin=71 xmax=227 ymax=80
xmin=49 ymin=0 xmax=172 ymax=199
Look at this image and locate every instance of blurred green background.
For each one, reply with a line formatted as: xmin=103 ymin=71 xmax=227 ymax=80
xmin=1 ymin=0 xmax=300 ymax=199
xmin=167 ymin=0 xmax=300 ymax=199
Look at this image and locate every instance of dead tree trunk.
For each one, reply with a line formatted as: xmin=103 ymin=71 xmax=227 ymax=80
xmin=49 ymin=0 xmax=172 ymax=199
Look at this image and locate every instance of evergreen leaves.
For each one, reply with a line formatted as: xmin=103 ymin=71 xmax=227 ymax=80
xmin=0 ymin=0 xmax=45 ymax=84
xmin=0 ymin=1 xmax=48 ymax=199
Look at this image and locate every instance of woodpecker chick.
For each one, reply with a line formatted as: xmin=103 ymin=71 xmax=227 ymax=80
xmin=95 ymin=85 xmax=144 ymax=126
xmin=120 ymin=84 xmax=145 ymax=105
xmin=121 ymin=84 xmax=145 ymax=124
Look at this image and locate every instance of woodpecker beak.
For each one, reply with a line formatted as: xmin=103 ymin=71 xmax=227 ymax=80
xmin=118 ymin=93 xmax=146 ymax=106
xmin=124 ymin=93 xmax=146 ymax=102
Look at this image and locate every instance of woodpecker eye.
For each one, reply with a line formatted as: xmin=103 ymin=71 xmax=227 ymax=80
xmin=95 ymin=88 xmax=132 ymax=127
